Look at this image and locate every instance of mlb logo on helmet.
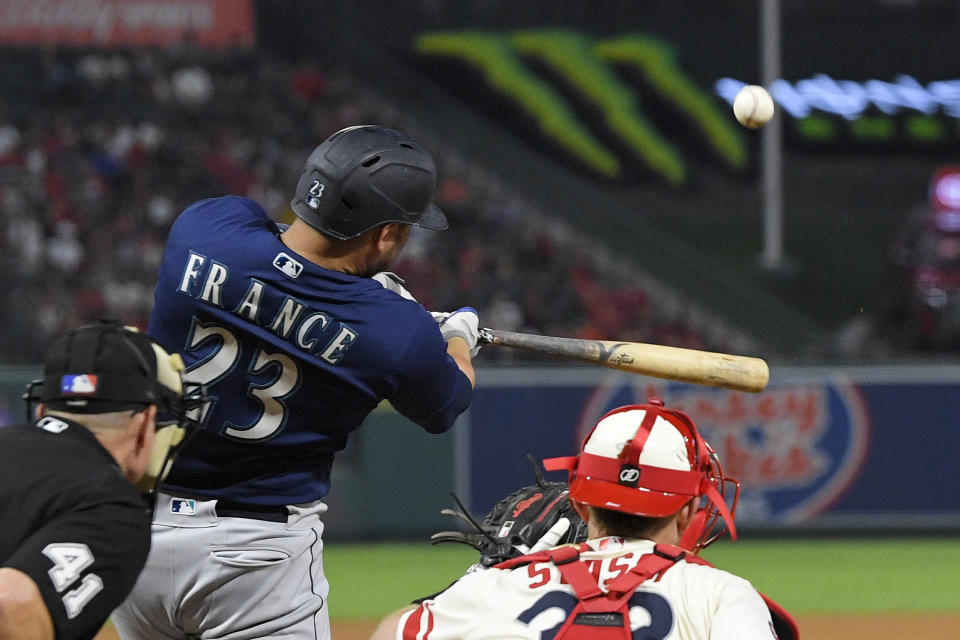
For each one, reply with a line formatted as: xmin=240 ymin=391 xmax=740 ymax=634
xmin=61 ymin=374 xmax=98 ymax=395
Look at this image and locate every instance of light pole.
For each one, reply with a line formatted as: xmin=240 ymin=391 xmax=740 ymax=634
xmin=759 ymin=0 xmax=787 ymax=272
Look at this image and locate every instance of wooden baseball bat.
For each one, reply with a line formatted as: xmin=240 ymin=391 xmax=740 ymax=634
xmin=477 ymin=328 xmax=769 ymax=393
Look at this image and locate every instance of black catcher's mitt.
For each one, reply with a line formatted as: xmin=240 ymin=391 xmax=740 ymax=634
xmin=430 ymin=455 xmax=588 ymax=568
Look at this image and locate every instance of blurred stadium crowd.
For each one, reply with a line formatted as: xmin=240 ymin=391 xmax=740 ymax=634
xmin=0 ymin=44 xmax=754 ymax=365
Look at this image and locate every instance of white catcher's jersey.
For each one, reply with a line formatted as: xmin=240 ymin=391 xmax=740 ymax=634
xmin=395 ymin=537 xmax=776 ymax=640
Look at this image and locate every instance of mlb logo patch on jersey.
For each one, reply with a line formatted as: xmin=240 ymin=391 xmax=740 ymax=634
xmin=273 ymin=252 xmax=303 ymax=278
xmin=597 ymin=537 xmax=626 ymax=552
xmin=171 ymin=498 xmax=197 ymax=515
xmin=61 ymin=374 xmax=98 ymax=395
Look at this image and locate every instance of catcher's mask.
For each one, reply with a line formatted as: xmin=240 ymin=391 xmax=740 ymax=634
xmin=24 ymin=319 xmax=208 ymax=494
xmin=289 ymin=124 xmax=448 ymax=240
xmin=543 ymin=398 xmax=739 ymax=552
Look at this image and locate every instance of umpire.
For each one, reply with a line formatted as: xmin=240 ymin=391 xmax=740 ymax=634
xmin=0 ymin=320 xmax=203 ymax=640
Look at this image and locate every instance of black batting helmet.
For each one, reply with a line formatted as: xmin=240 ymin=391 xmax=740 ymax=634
xmin=290 ymin=125 xmax=449 ymax=239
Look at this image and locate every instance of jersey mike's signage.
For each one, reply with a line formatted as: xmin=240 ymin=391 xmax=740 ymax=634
xmin=575 ymin=379 xmax=870 ymax=524
xmin=0 ymin=0 xmax=254 ymax=47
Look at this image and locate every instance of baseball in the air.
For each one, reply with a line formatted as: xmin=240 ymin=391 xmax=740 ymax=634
xmin=732 ymin=85 xmax=775 ymax=129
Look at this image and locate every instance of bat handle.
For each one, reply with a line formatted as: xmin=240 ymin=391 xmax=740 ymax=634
xmin=477 ymin=328 xmax=497 ymax=345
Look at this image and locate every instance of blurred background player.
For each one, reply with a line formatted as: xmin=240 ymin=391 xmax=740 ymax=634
xmin=889 ymin=166 xmax=960 ymax=349
xmin=112 ymin=124 xmax=479 ymax=640
xmin=0 ymin=320 xmax=199 ymax=640
xmin=373 ymin=399 xmax=785 ymax=640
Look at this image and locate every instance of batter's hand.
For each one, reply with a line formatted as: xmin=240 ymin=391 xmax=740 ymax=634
xmin=372 ymin=271 xmax=416 ymax=301
xmin=434 ymin=307 xmax=480 ymax=357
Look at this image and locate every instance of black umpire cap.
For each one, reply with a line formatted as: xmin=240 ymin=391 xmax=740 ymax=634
xmin=35 ymin=319 xmax=189 ymax=417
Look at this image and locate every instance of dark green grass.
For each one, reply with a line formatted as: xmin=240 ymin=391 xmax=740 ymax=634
xmin=323 ymin=538 xmax=960 ymax=619
xmin=324 ymin=543 xmax=477 ymax=619
xmin=699 ymin=537 xmax=960 ymax=614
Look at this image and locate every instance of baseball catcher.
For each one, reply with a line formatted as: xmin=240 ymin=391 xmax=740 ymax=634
xmin=380 ymin=403 xmax=799 ymax=640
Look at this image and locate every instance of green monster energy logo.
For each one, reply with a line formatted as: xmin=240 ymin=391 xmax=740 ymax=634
xmin=416 ymin=30 xmax=747 ymax=186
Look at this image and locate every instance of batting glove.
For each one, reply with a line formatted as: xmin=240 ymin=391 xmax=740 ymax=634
xmin=371 ymin=271 xmax=416 ymax=301
xmin=435 ymin=307 xmax=480 ymax=357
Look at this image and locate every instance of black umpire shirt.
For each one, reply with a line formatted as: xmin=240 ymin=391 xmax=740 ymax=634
xmin=0 ymin=416 xmax=152 ymax=640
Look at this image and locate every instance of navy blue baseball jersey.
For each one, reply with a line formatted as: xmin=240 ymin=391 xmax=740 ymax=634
xmin=148 ymin=196 xmax=472 ymax=507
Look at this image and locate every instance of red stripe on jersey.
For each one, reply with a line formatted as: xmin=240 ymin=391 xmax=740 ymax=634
xmin=401 ymin=603 xmax=434 ymax=640
xmin=423 ymin=602 xmax=435 ymax=639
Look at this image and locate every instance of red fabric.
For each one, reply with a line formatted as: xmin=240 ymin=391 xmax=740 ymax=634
xmin=678 ymin=509 xmax=709 ymax=551
xmin=497 ymin=542 xmax=797 ymax=640
xmin=568 ymin=474 xmax=691 ymax=518
xmin=401 ymin=602 xmax=434 ymax=640
xmin=760 ymin=593 xmax=800 ymax=640
xmin=625 ymin=407 xmax=659 ymax=458
xmin=543 ymin=456 xmax=577 ymax=473
xmin=292 ymin=67 xmax=326 ymax=103
xmin=574 ymin=454 xmax=702 ymax=495
xmin=494 ymin=542 xmax=590 ymax=570
xmin=548 ymin=544 xmax=686 ymax=640
xmin=700 ymin=482 xmax=738 ymax=541
xmin=548 ymin=549 xmax=603 ymax=601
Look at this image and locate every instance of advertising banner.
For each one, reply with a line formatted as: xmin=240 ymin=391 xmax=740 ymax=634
xmin=467 ymin=366 xmax=960 ymax=531
xmin=0 ymin=0 xmax=254 ymax=48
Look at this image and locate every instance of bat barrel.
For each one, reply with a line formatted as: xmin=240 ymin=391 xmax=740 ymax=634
xmin=478 ymin=329 xmax=769 ymax=393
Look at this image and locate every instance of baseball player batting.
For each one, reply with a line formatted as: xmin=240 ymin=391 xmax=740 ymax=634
xmin=373 ymin=399 xmax=790 ymax=640
xmin=111 ymin=125 xmax=480 ymax=640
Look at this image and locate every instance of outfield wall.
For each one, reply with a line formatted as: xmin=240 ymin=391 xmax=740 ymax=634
xmin=2 ymin=364 xmax=957 ymax=537
xmin=462 ymin=365 xmax=960 ymax=534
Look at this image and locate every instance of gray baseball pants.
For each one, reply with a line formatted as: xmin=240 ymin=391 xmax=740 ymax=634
xmin=112 ymin=492 xmax=330 ymax=639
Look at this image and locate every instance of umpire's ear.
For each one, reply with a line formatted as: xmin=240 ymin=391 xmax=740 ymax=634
xmin=126 ymin=406 xmax=157 ymax=485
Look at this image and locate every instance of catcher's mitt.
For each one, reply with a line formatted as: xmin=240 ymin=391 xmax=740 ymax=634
xmin=430 ymin=455 xmax=588 ymax=568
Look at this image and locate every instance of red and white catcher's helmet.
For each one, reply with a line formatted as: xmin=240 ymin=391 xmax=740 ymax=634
xmin=543 ymin=398 xmax=740 ymax=552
